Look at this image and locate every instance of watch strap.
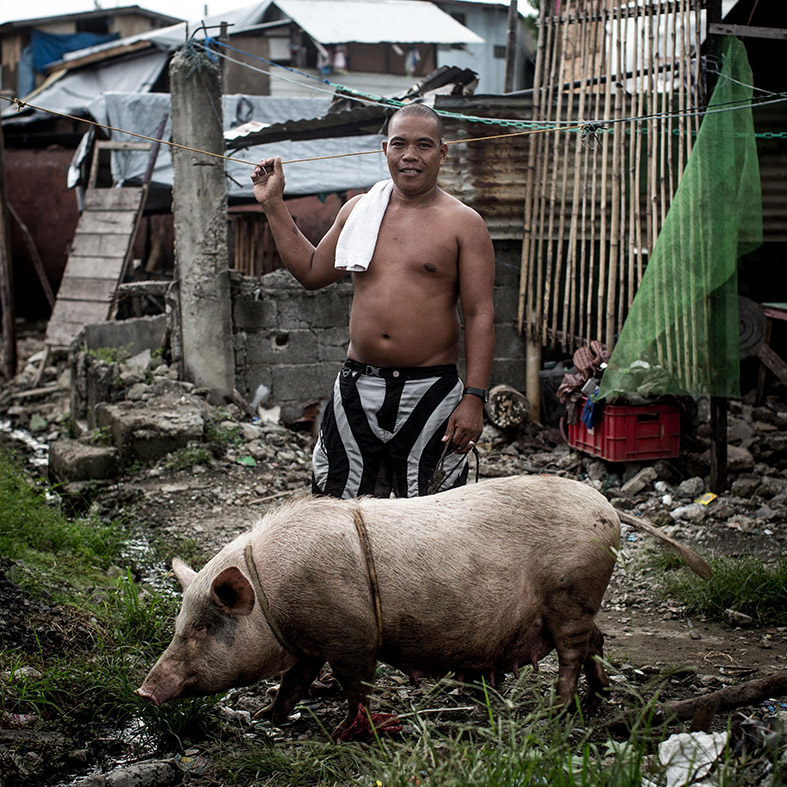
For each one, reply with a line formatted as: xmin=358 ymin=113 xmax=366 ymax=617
xmin=463 ymin=386 xmax=488 ymax=402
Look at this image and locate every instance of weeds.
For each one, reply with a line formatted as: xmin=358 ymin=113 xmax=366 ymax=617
xmin=664 ymin=555 xmax=787 ymax=626
xmin=212 ymin=675 xmax=675 ymax=786
xmin=0 ymin=447 xmax=219 ymax=774
xmin=0 ymin=450 xmax=124 ymax=596
xmin=166 ymin=443 xmax=212 ymax=471
xmin=85 ymin=346 xmax=130 ymax=364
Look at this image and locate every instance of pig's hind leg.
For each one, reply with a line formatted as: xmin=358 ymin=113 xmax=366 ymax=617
xmin=580 ymin=623 xmax=610 ymax=709
xmin=258 ymin=657 xmax=323 ymax=725
xmin=543 ymin=596 xmax=600 ymax=708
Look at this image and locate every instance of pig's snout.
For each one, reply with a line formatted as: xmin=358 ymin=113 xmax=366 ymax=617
xmin=135 ymin=667 xmax=187 ymax=706
xmin=134 ymin=685 xmax=162 ymax=706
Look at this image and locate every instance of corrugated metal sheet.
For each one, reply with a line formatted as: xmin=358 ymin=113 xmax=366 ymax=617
xmin=272 ymin=0 xmax=484 ymax=44
xmin=437 ymin=94 xmax=532 ymax=240
xmin=753 ymin=102 xmax=787 ymax=243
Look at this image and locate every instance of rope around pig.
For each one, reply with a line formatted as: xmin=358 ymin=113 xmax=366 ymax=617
xmin=243 ymin=508 xmax=384 ymax=656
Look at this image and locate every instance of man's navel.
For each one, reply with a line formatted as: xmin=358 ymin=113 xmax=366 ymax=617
xmin=424 ymin=263 xmax=437 ymax=273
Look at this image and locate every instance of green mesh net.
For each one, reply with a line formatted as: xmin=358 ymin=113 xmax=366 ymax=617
xmin=597 ymin=36 xmax=763 ymax=402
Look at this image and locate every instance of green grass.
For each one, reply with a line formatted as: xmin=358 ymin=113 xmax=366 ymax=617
xmin=85 ymin=346 xmax=130 ymax=364
xmin=664 ymin=555 xmax=787 ymax=627
xmin=0 ymin=447 xmax=217 ymax=762
xmin=210 ymin=676 xmax=674 ymax=787
xmin=0 ymin=450 xmax=125 ymax=597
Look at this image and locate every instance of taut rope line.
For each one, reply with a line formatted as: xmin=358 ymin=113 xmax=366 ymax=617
xmin=1 ymin=94 xmax=580 ymax=169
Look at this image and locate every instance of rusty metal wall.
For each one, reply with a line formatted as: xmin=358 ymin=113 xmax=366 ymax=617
xmin=753 ymin=102 xmax=787 ymax=243
xmin=437 ymin=94 xmax=533 ymax=240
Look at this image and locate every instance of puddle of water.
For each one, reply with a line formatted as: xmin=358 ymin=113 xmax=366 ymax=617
xmin=0 ymin=418 xmax=50 ymax=467
xmin=122 ymin=534 xmax=173 ymax=594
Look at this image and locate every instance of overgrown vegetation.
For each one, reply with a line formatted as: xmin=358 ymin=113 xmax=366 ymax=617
xmin=0 ymin=450 xmax=124 ymax=597
xmin=85 ymin=346 xmax=130 ymax=365
xmin=664 ymin=555 xmax=787 ymax=627
xmin=0 ymin=448 xmax=217 ymax=779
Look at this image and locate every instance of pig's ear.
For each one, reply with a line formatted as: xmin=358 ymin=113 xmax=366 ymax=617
xmin=172 ymin=558 xmax=198 ymax=590
xmin=209 ymin=566 xmax=255 ymax=617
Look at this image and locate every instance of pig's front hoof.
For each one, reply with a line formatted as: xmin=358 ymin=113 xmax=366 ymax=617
xmin=332 ymin=704 xmax=403 ymax=742
xmin=253 ymin=703 xmax=274 ymax=721
xmin=254 ymin=701 xmax=292 ymax=727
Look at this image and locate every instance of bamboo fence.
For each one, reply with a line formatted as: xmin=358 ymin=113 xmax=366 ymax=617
xmin=519 ymin=0 xmax=704 ymax=355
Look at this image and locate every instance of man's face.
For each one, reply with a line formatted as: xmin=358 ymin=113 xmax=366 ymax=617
xmin=382 ymin=113 xmax=448 ymax=193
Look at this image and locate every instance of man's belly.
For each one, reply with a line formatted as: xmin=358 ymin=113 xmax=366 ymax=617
xmin=348 ymin=306 xmax=460 ymax=368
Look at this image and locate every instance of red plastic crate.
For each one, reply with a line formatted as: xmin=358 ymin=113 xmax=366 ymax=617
xmin=567 ymin=398 xmax=680 ymax=462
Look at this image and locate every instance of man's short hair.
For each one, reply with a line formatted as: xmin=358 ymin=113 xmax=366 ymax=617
xmin=387 ymin=104 xmax=444 ymax=142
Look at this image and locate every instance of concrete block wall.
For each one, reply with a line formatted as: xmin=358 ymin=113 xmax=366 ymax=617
xmin=231 ymin=240 xmax=526 ymax=423
xmin=231 ymin=269 xmax=353 ymax=423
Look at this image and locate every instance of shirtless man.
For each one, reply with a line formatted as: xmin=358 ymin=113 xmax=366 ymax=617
xmin=251 ymin=104 xmax=495 ymax=498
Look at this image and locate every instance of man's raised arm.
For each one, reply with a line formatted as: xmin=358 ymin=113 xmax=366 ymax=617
xmin=251 ymin=157 xmax=351 ymax=291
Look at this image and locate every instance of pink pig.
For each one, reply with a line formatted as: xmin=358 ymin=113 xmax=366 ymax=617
xmin=136 ymin=474 xmax=710 ymax=737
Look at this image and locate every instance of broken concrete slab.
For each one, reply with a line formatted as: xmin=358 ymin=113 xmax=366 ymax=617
xmin=96 ymin=398 xmax=206 ymax=464
xmin=79 ymin=315 xmax=167 ymax=358
xmin=49 ymin=439 xmax=121 ymax=483
xmin=621 ymin=466 xmax=658 ymax=495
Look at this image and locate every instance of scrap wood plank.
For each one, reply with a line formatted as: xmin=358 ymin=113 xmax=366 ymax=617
xmin=60 ymin=256 xmax=127 ymax=280
xmin=54 ymin=277 xmax=119 ymax=302
xmin=70 ymin=233 xmax=132 ymax=258
xmin=44 ymin=183 xmax=147 ymax=350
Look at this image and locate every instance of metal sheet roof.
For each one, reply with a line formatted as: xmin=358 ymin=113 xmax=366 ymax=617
xmin=271 ymin=0 xmax=484 ymax=44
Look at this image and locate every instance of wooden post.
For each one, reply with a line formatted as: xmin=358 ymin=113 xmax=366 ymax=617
xmin=706 ymin=0 xmax=727 ymax=494
xmin=0 ymin=121 xmax=17 ymax=380
xmin=504 ymin=0 xmax=519 ymax=93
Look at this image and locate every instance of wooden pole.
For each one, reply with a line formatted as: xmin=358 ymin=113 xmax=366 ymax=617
xmin=584 ymin=0 xmax=603 ymax=343
xmin=705 ymin=0 xmax=727 ymax=494
xmin=542 ymin=1 xmax=571 ymax=349
xmin=605 ymin=3 xmax=623 ymax=349
xmin=534 ymin=8 xmax=560 ymax=346
xmin=564 ymin=0 xmax=592 ymax=351
xmin=0 ymin=120 xmax=17 ymax=381
xmin=520 ymin=2 xmax=546 ymax=421
xmin=504 ymin=0 xmax=519 ymax=94
xmin=595 ymin=1 xmax=613 ymax=342
xmin=551 ymin=0 xmax=576 ymax=350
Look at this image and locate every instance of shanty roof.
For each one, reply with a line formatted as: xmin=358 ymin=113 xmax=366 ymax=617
xmin=268 ymin=0 xmax=484 ymax=44
xmin=0 ymin=5 xmax=183 ymax=30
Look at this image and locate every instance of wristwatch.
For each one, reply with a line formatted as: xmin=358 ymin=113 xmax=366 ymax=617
xmin=463 ymin=386 xmax=489 ymax=403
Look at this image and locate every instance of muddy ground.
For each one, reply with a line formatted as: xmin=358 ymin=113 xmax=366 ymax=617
xmin=1 ymin=326 xmax=786 ymax=785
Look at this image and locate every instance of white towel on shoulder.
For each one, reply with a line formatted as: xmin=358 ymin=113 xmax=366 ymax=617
xmin=335 ymin=179 xmax=393 ymax=272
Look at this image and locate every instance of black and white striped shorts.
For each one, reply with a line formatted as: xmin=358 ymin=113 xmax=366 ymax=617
xmin=312 ymin=359 xmax=469 ymax=499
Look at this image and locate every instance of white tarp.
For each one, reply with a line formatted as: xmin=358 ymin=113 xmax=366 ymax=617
xmin=2 ymin=50 xmax=168 ymax=125
xmin=102 ymin=92 xmax=388 ymax=197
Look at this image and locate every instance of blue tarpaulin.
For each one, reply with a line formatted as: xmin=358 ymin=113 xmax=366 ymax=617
xmin=31 ymin=29 xmax=119 ymax=74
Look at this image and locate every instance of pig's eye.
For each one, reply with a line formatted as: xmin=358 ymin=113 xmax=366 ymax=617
xmin=191 ymin=623 xmax=208 ymax=637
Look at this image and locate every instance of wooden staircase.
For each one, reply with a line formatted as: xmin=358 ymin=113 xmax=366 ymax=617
xmin=43 ymin=141 xmax=151 ymax=349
